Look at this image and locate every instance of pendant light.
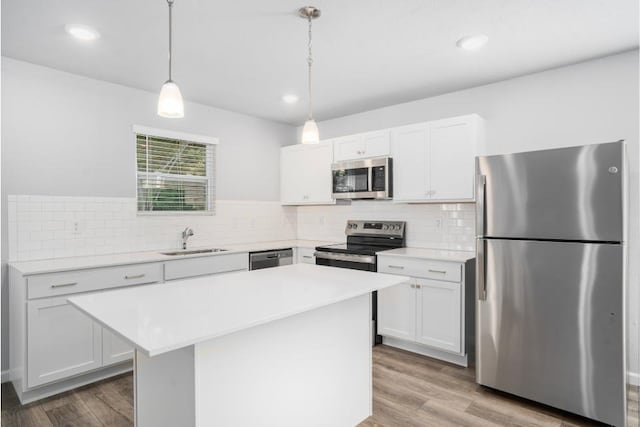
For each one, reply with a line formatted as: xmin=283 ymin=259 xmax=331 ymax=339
xmin=157 ymin=0 xmax=184 ymax=118
xmin=299 ymin=6 xmax=321 ymax=144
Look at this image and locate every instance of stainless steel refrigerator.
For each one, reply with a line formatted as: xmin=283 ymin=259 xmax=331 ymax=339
xmin=476 ymin=141 xmax=627 ymax=426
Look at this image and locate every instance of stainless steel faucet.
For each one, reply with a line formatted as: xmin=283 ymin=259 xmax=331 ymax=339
xmin=182 ymin=227 xmax=194 ymax=250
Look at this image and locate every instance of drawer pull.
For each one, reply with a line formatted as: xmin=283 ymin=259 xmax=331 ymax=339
xmin=125 ymin=274 xmax=146 ymax=280
xmin=302 ymin=255 xmax=313 ymax=259
xmin=410 ymin=284 xmax=416 ymax=288
xmin=388 ymin=265 xmax=405 ymax=269
xmin=416 ymin=284 xmax=421 ymax=289
xmin=428 ymin=269 xmax=447 ymax=274
xmin=51 ymin=282 xmax=78 ymax=289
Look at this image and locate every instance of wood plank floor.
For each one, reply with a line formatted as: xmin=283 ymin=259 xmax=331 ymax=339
xmin=2 ymin=345 xmax=638 ymax=426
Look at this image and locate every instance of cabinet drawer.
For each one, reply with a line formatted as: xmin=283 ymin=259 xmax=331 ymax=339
xmin=378 ymin=257 xmax=461 ymax=282
xmin=297 ymin=247 xmax=316 ymax=264
xmin=164 ymin=252 xmax=249 ymax=281
xmin=27 ymin=263 xmax=163 ymax=299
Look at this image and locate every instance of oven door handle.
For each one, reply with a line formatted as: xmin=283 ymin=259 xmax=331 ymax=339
xmin=314 ymin=252 xmax=376 ymax=264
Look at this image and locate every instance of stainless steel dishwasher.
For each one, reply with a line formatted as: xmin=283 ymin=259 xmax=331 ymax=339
xmin=248 ymin=248 xmax=294 ymax=270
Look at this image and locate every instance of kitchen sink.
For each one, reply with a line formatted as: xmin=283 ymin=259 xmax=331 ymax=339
xmin=161 ymin=248 xmax=228 ymax=256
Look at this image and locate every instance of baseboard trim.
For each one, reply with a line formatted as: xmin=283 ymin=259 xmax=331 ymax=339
xmin=382 ymin=336 xmax=468 ymax=367
xmin=13 ymin=362 xmax=132 ymax=404
xmin=629 ymin=371 xmax=640 ymax=387
xmin=1 ymin=369 xmax=10 ymax=383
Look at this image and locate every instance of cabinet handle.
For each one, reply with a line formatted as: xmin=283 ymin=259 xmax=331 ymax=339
xmin=410 ymin=284 xmax=416 ymax=288
xmin=51 ymin=282 xmax=78 ymax=289
xmin=416 ymin=284 xmax=421 ymax=289
xmin=302 ymin=255 xmax=313 ymax=259
xmin=388 ymin=265 xmax=405 ymax=269
xmin=125 ymin=274 xmax=145 ymax=280
xmin=428 ymin=269 xmax=447 ymax=274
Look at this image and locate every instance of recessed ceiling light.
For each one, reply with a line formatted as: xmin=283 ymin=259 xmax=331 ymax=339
xmin=282 ymin=94 xmax=299 ymax=104
xmin=65 ymin=24 xmax=100 ymax=41
xmin=456 ymin=34 xmax=488 ymax=50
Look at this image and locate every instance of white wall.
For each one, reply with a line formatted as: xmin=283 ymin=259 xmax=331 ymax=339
xmin=0 ymin=57 xmax=297 ymax=372
xmin=300 ymin=49 xmax=640 ymax=381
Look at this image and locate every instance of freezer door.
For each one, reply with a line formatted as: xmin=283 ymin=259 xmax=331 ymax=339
xmin=477 ymin=141 xmax=624 ymax=241
xmin=476 ymin=239 xmax=625 ymax=426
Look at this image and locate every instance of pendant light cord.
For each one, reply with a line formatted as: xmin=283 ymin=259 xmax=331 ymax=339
xmin=307 ymin=14 xmax=313 ymax=120
xmin=168 ymin=0 xmax=174 ymax=81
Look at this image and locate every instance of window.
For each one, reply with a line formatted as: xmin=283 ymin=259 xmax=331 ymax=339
xmin=134 ymin=126 xmax=217 ymax=214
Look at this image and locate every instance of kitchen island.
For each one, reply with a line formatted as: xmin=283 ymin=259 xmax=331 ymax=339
xmin=69 ymin=263 xmax=408 ymax=427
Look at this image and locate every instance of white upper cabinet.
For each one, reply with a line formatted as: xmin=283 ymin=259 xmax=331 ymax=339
xmin=281 ymin=142 xmax=335 ymax=205
xmin=392 ymin=114 xmax=484 ymax=203
xmin=280 ymin=114 xmax=483 ymax=205
xmin=333 ymin=130 xmax=390 ymax=162
xmin=429 ymin=115 xmax=482 ymax=201
xmin=390 ymin=123 xmax=429 ymax=201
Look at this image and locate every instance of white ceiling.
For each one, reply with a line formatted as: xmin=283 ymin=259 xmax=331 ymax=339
xmin=2 ymin=0 xmax=638 ymax=124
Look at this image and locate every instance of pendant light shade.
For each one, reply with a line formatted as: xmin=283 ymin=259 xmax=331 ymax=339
xmin=158 ymin=0 xmax=184 ymax=118
xmin=301 ymin=119 xmax=320 ymax=144
xmin=157 ymin=80 xmax=184 ymax=118
xmin=299 ymin=6 xmax=321 ymax=144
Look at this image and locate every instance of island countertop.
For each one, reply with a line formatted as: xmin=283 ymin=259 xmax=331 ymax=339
xmin=68 ymin=264 xmax=408 ymax=357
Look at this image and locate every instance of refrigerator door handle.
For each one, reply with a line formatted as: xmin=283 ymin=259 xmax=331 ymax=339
xmin=476 ymin=174 xmax=486 ymax=237
xmin=476 ymin=238 xmax=487 ymax=301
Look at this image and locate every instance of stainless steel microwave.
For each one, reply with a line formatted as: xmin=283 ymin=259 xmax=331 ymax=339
xmin=331 ymin=157 xmax=392 ymax=199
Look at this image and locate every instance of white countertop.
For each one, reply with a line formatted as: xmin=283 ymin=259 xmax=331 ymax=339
xmin=379 ymin=247 xmax=475 ymax=262
xmin=68 ymin=264 xmax=408 ymax=357
xmin=8 ymin=239 xmax=338 ymax=275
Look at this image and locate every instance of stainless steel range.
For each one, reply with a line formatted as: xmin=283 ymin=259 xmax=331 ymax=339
xmin=315 ymin=220 xmax=406 ymax=344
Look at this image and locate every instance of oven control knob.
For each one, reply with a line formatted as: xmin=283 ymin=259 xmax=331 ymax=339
xmin=353 ymin=224 xmax=358 ymax=229
xmin=394 ymin=225 xmax=401 ymax=230
xmin=383 ymin=225 xmax=389 ymax=230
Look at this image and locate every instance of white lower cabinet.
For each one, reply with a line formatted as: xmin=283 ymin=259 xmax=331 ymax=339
xmin=296 ymin=247 xmax=317 ymax=264
xmin=415 ymin=278 xmax=461 ymax=353
xmin=164 ymin=252 xmax=249 ymax=281
xmin=102 ymin=329 xmax=134 ymax=366
xmin=377 ymin=255 xmax=471 ymax=366
xmin=377 ymin=281 xmax=416 ymax=341
xmin=27 ymin=297 xmax=102 ymax=388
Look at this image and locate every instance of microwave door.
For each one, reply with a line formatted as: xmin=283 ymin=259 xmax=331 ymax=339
xmin=333 ymin=168 xmax=369 ymax=194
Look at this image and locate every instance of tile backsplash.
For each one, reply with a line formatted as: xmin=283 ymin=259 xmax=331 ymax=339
xmin=297 ymin=200 xmax=475 ymax=251
xmin=7 ymin=196 xmax=297 ymax=262
xmin=8 ymin=196 xmax=475 ymax=262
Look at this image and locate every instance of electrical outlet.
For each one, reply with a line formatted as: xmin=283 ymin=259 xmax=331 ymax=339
xmin=72 ymin=221 xmax=81 ymax=235
xmin=435 ymin=219 xmax=442 ymax=228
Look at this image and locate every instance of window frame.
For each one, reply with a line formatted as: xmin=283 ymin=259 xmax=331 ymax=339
xmin=133 ymin=125 xmax=219 ymax=216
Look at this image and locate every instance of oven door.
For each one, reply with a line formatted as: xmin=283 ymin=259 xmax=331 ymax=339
xmin=313 ymin=251 xmax=376 ymax=272
xmin=331 ymin=158 xmax=391 ymax=199
xmin=314 ymin=251 xmax=382 ymax=345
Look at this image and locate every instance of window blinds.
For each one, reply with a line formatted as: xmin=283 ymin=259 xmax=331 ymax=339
xmin=136 ymin=134 xmax=215 ymax=213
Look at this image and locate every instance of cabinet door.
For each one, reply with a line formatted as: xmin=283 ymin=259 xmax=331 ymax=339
xmin=391 ymin=124 xmax=429 ymax=201
xmin=377 ymin=280 xmax=416 ymax=341
xmin=27 ymin=297 xmax=102 ymax=387
xmin=362 ymin=130 xmax=390 ymax=158
xmin=333 ymin=135 xmax=364 ymax=162
xmin=102 ymin=329 xmax=133 ymax=366
xmin=416 ymin=278 xmax=461 ymax=353
xmin=300 ymin=143 xmax=334 ymax=204
xmin=297 ymin=247 xmax=316 ymax=264
xmin=280 ymin=147 xmax=304 ymax=205
xmin=281 ymin=143 xmax=334 ymax=205
xmin=429 ymin=115 xmax=479 ymax=201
